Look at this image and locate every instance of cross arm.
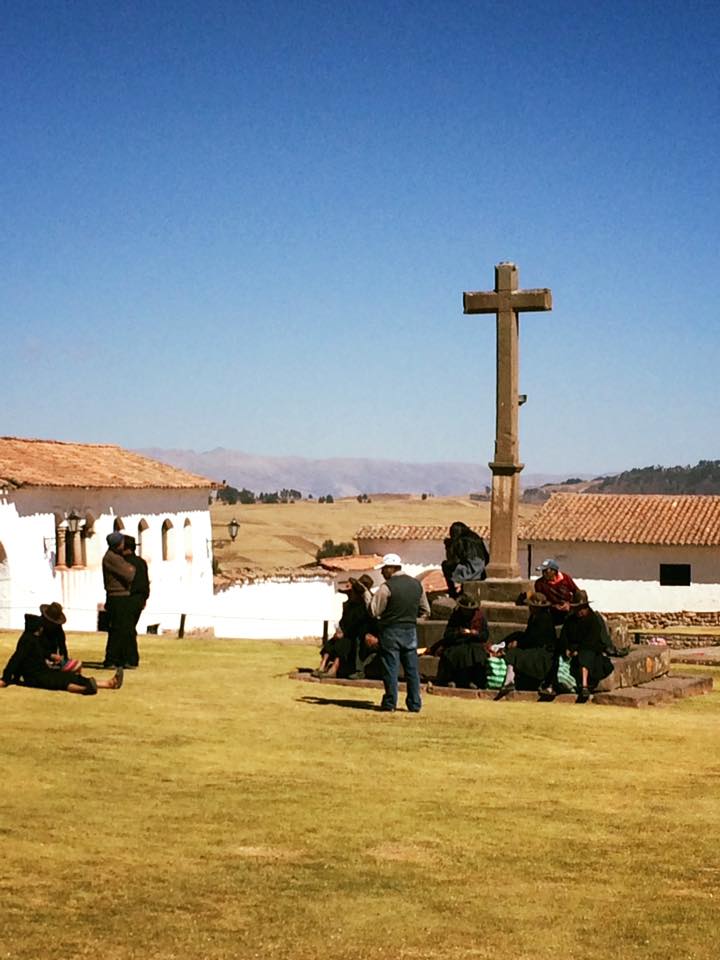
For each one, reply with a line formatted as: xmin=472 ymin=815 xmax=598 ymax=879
xmin=511 ymin=289 xmax=552 ymax=311
xmin=463 ymin=291 xmax=499 ymax=314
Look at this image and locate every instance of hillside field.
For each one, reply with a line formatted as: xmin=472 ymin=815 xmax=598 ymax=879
xmin=210 ymin=496 xmax=541 ymax=573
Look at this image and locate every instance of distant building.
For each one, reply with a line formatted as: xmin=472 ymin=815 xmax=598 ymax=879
xmin=356 ymin=493 xmax=720 ymax=615
xmin=526 ymin=493 xmax=720 ymax=613
xmin=0 ymin=436 xmax=215 ymax=632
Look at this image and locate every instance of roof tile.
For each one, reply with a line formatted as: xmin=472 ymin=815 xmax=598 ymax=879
xmin=527 ymin=493 xmax=720 ymax=546
xmin=0 ymin=436 xmax=213 ymax=490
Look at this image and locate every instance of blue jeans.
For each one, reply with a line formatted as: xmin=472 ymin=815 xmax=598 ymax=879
xmin=379 ymin=624 xmax=422 ymax=712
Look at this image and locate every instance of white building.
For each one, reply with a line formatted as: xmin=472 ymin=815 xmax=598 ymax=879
xmin=526 ymin=493 xmax=720 ymax=614
xmin=0 ymin=436 xmax=215 ymax=633
xmin=355 ymin=495 xmax=720 ymax=618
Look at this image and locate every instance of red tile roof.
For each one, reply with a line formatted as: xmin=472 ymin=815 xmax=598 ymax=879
xmin=527 ymin=493 xmax=720 ymax=546
xmin=319 ymin=554 xmax=383 ymax=572
xmin=356 ymin=523 xmax=501 ymax=541
xmin=0 ymin=436 xmax=214 ymax=490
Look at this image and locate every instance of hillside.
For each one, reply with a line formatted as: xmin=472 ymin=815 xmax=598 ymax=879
xmin=523 ymin=460 xmax=720 ymax=501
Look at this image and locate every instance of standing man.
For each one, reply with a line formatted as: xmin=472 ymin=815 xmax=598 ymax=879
xmin=123 ymin=534 xmax=150 ymax=669
xmin=102 ymin=531 xmax=136 ymax=669
xmin=365 ymin=553 xmax=430 ymax=713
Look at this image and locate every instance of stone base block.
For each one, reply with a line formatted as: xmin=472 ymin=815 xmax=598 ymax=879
xmin=641 ymin=673 xmax=713 ymax=699
xmin=430 ymin=597 xmax=455 ymax=621
xmin=464 ymin=579 xmax=532 ymax=604
xmin=596 ymin=645 xmax=672 ymax=692
xmin=482 ymin=601 xmax=530 ymax=624
xmin=592 ymin=686 xmax=674 ymax=708
xmin=416 ymin=621 xmax=447 ymax=650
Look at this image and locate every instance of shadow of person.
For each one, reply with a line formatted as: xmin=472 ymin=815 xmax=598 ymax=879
xmin=296 ymin=695 xmax=377 ymax=710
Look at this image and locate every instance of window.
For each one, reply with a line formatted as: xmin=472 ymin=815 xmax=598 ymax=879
xmin=659 ymin=563 xmax=691 ymax=586
xmin=161 ymin=519 xmax=174 ymax=561
xmin=183 ymin=518 xmax=193 ymax=561
xmin=137 ymin=519 xmax=149 ymax=559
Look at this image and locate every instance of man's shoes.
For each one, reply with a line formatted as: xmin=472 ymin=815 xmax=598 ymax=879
xmin=538 ymin=684 xmax=556 ymax=700
xmin=494 ymin=682 xmax=515 ymax=701
xmin=576 ymin=686 xmax=591 ymax=703
xmin=447 ymin=681 xmax=456 ymax=688
xmin=379 ymin=704 xmax=396 ymax=712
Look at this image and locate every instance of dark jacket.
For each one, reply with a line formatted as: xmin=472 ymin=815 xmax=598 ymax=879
xmin=127 ymin=554 xmax=150 ymax=601
xmin=102 ymin=548 xmax=136 ymax=597
xmin=2 ymin=618 xmax=52 ymax=684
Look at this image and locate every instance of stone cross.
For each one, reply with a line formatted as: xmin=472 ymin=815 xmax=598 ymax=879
xmin=463 ymin=262 xmax=552 ymax=579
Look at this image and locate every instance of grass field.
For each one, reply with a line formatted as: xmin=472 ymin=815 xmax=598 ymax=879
xmin=2 ymin=630 xmax=719 ymax=960
xmin=210 ymin=496 xmax=541 ymax=573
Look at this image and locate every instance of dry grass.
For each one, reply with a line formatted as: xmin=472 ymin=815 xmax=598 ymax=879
xmin=210 ymin=496 xmax=541 ymax=573
xmin=2 ymin=630 xmax=719 ymax=960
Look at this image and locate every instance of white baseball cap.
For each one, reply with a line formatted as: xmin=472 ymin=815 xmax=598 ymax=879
xmin=375 ymin=553 xmax=402 ymax=569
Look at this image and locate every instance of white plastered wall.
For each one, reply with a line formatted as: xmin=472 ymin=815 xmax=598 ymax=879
xmin=530 ymin=540 xmax=720 ymax=612
xmin=1 ymin=487 xmax=214 ymax=633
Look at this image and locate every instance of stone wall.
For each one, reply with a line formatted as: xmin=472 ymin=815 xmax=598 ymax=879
xmin=605 ymin=610 xmax=720 ymax=648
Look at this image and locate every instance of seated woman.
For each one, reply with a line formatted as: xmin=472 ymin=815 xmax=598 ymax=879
xmin=500 ymin=592 xmax=560 ymax=695
xmin=560 ymin=590 xmax=614 ymax=702
xmin=441 ymin=521 xmax=490 ymax=598
xmin=35 ymin=602 xmax=82 ymax=672
xmin=1 ymin=603 xmax=123 ymax=695
xmin=430 ymin=594 xmax=489 ymax=688
xmin=315 ymin=576 xmax=377 ymax=679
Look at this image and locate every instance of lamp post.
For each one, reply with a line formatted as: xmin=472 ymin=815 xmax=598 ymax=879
xmin=228 ymin=519 xmax=240 ymax=542
xmin=66 ymin=510 xmax=82 ymax=567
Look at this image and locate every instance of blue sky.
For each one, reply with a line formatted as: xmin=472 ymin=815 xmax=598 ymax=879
xmin=2 ymin=0 xmax=719 ymax=475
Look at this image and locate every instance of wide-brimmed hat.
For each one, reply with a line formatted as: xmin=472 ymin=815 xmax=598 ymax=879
xmin=40 ymin=602 xmax=66 ymax=625
xmin=456 ymin=593 xmax=478 ymax=608
xmin=569 ymin=589 xmax=592 ymax=608
xmin=527 ymin=592 xmax=550 ymax=608
xmin=375 ymin=553 xmax=402 ymax=569
xmin=536 ymin=558 xmax=559 ymax=572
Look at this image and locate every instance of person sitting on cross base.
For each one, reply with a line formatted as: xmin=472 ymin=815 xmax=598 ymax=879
xmin=315 ymin=575 xmax=377 ymax=679
xmin=0 ymin=602 xmax=124 ymax=695
xmin=560 ymin=590 xmax=614 ymax=703
xmin=429 ymin=593 xmax=489 ymax=689
xmin=441 ymin=521 xmax=490 ymax=598
xmin=500 ymin=592 xmax=560 ymax=696
xmin=534 ymin=558 xmax=578 ymax=625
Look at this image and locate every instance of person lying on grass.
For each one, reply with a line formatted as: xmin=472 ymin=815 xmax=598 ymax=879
xmin=0 ymin=602 xmax=124 ymax=696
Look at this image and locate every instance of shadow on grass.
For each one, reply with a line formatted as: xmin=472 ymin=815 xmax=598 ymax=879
xmin=297 ymin=695 xmax=378 ymax=710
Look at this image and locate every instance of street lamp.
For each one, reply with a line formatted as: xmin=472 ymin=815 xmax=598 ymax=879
xmin=66 ymin=511 xmax=82 ymax=534
xmin=228 ymin=518 xmax=240 ymax=542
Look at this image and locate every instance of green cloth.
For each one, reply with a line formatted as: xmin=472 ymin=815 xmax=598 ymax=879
xmin=485 ymin=656 xmax=507 ymax=689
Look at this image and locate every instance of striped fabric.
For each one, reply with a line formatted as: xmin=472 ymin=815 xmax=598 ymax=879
xmin=485 ymin=656 xmax=507 ymax=689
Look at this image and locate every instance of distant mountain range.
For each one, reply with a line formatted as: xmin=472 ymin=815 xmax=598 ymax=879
xmin=137 ymin=447 xmax=579 ymax=498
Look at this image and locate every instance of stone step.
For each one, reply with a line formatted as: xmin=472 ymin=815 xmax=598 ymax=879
xmin=640 ymin=673 xmax=713 ymax=699
xmin=592 ymin=686 xmax=675 ymax=708
xmin=489 ymin=621 xmax=528 ymax=643
xmin=482 ymin=601 xmax=530 ymax=624
xmin=464 ymin=579 xmax=532 ymax=604
xmin=416 ymin=620 xmax=447 ymax=649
